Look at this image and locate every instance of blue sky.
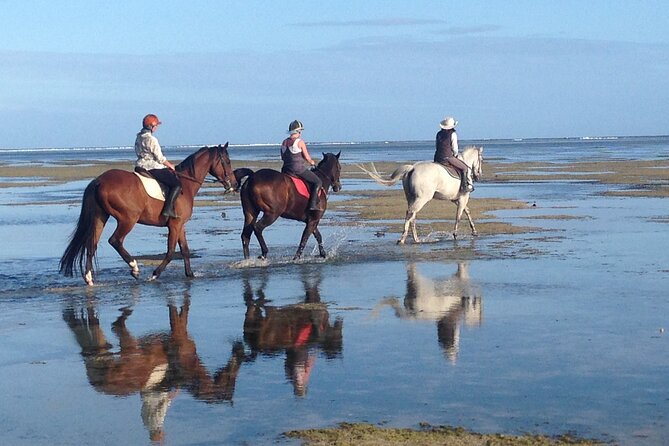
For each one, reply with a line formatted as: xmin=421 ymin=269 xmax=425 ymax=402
xmin=1 ymin=1 xmax=668 ymax=148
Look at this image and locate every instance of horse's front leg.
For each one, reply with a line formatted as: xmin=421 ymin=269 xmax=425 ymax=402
xmin=452 ymin=198 xmax=467 ymax=239
xmin=108 ymin=220 xmax=140 ymax=280
xmin=178 ymin=228 xmax=194 ymax=278
xmin=463 ymin=206 xmax=478 ymax=237
xmin=312 ymin=227 xmax=327 ymax=258
xmin=151 ymin=223 xmax=180 ymax=281
xmin=294 ymin=220 xmax=317 ymax=260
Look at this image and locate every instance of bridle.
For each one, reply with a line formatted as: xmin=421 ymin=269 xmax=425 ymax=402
xmin=314 ymin=157 xmax=340 ymax=189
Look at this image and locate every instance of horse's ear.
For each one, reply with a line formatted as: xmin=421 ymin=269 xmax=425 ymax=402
xmin=223 ymin=142 xmax=229 ymax=149
xmin=336 ymin=151 xmax=341 ymax=159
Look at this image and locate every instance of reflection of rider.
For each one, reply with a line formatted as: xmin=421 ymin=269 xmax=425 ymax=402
xmin=241 ymin=267 xmax=343 ymax=396
xmin=434 ymin=117 xmax=474 ymax=192
xmin=135 ymin=113 xmax=182 ymax=218
xmin=281 ymin=120 xmax=322 ymax=211
xmin=140 ymin=364 xmax=178 ymax=443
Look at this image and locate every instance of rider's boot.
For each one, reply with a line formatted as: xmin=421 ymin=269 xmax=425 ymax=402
xmin=307 ymin=186 xmax=320 ymax=211
xmin=459 ymin=170 xmax=467 ymax=192
xmin=162 ymin=185 xmax=182 ymax=218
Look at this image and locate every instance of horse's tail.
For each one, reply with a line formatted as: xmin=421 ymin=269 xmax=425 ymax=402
xmin=356 ymin=163 xmax=414 ymax=186
xmin=233 ymin=167 xmax=254 ymax=191
xmin=59 ymin=179 xmax=102 ymax=278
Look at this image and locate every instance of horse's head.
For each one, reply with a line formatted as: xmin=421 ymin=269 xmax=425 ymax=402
xmin=463 ymin=146 xmax=483 ymax=182
xmin=317 ymin=151 xmax=342 ymax=192
xmin=209 ymin=143 xmax=238 ymax=191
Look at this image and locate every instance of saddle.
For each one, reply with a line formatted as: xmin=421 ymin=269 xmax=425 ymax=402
xmin=435 ymin=162 xmax=462 ymax=180
xmin=287 ymin=174 xmax=324 ymax=200
xmin=133 ymin=167 xmax=167 ymax=201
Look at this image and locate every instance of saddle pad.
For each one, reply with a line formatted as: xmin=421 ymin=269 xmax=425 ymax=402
xmin=288 ymin=175 xmax=324 ymax=200
xmin=134 ymin=172 xmax=166 ymax=201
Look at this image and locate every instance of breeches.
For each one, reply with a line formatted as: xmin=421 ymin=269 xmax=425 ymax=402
xmin=446 ymin=157 xmax=469 ymax=172
xmin=148 ymin=168 xmax=182 ymax=188
xmin=296 ymin=169 xmax=322 ymax=192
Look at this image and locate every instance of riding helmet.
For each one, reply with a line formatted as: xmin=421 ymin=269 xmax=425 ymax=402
xmin=143 ymin=114 xmax=162 ymax=129
xmin=288 ymin=120 xmax=304 ymax=134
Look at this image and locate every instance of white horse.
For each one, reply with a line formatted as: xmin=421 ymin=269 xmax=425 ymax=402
xmin=359 ymin=146 xmax=483 ymax=244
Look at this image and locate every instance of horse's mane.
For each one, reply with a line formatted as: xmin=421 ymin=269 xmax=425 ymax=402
xmin=177 ymin=146 xmax=212 ymax=176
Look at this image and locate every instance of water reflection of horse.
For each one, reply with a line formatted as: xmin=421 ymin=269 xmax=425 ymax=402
xmin=235 ymin=152 xmax=342 ymax=260
xmin=375 ymin=262 xmax=482 ymax=363
xmin=60 ymin=144 xmax=237 ymax=285
xmin=241 ymin=267 xmax=343 ymax=396
xmin=358 ymin=146 xmax=483 ymax=243
xmin=63 ymin=294 xmax=244 ymax=441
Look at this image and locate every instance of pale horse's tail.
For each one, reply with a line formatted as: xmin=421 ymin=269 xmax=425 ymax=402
xmin=356 ymin=163 xmax=414 ymax=186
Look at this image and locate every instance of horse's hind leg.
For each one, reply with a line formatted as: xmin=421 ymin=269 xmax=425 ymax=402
xmin=253 ymin=213 xmax=279 ymax=260
xmin=241 ymin=211 xmax=258 ymax=260
xmin=399 ymin=196 xmax=430 ymax=245
xmin=399 ymin=211 xmax=415 ymax=245
xmin=84 ymin=213 xmax=109 ymax=286
xmin=108 ymin=219 xmax=140 ymax=279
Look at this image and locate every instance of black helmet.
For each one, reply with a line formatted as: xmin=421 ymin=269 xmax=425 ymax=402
xmin=288 ymin=120 xmax=304 ymax=133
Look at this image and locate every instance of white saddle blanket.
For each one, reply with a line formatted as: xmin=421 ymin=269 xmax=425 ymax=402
xmin=134 ymin=172 xmax=166 ymax=201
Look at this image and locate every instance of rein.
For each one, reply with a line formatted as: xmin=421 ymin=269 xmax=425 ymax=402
xmin=176 ymin=171 xmax=202 ymax=184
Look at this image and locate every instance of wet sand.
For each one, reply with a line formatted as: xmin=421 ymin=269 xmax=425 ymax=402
xmin=1 ymin=156 xmax=667 ymax=445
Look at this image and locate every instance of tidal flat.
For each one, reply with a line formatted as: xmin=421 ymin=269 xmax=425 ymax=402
xmin=0 ymin=155 xmax=667 ymax=445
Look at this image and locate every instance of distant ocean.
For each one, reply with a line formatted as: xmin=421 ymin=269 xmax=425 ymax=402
xmin=1 ymin=135 xmax=667 ymax=166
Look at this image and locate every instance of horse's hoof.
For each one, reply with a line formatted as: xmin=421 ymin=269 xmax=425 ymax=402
xmin=452 ymin=233 xmax=458 ymax=240
xmin=131 ymin=270 xmax=140 ymax=280
xmin=84 ymin=271 xmax=94 ymax=286
xmin=148 ymin=275 xmax=158 ymax=282
xmin=257 ymin=255 xmax=266 ymax=260
xmin=472 ymin=232 xmax=479 ymax=237
xmin=397 ymin=240 xmax=405 ymax=245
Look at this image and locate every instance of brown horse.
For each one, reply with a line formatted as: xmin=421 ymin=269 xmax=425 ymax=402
xmin=60 ymin=144 xmax=237 ymax=285
xmin=237 ymin=152 xmax=341 ymax=260
xmin=63 ymin=297 xmax=245 ymax=441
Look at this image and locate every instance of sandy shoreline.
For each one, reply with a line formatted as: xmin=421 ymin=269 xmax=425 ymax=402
xmin=2 ymin=158 xmax=666 ymax=238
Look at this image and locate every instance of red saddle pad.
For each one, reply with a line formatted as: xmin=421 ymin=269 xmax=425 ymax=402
xmin=289 ymin=175 xmax=324 ymax=199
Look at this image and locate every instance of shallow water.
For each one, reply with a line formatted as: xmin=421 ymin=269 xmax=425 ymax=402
xmin=1 ymin=139 xmax=668 ymax=445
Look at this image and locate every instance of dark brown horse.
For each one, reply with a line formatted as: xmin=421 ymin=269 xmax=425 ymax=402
xmin=237 ymin=152 xmax=341 ymax=260
xmin=60 ymin=144 xmax=237 ymax=285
